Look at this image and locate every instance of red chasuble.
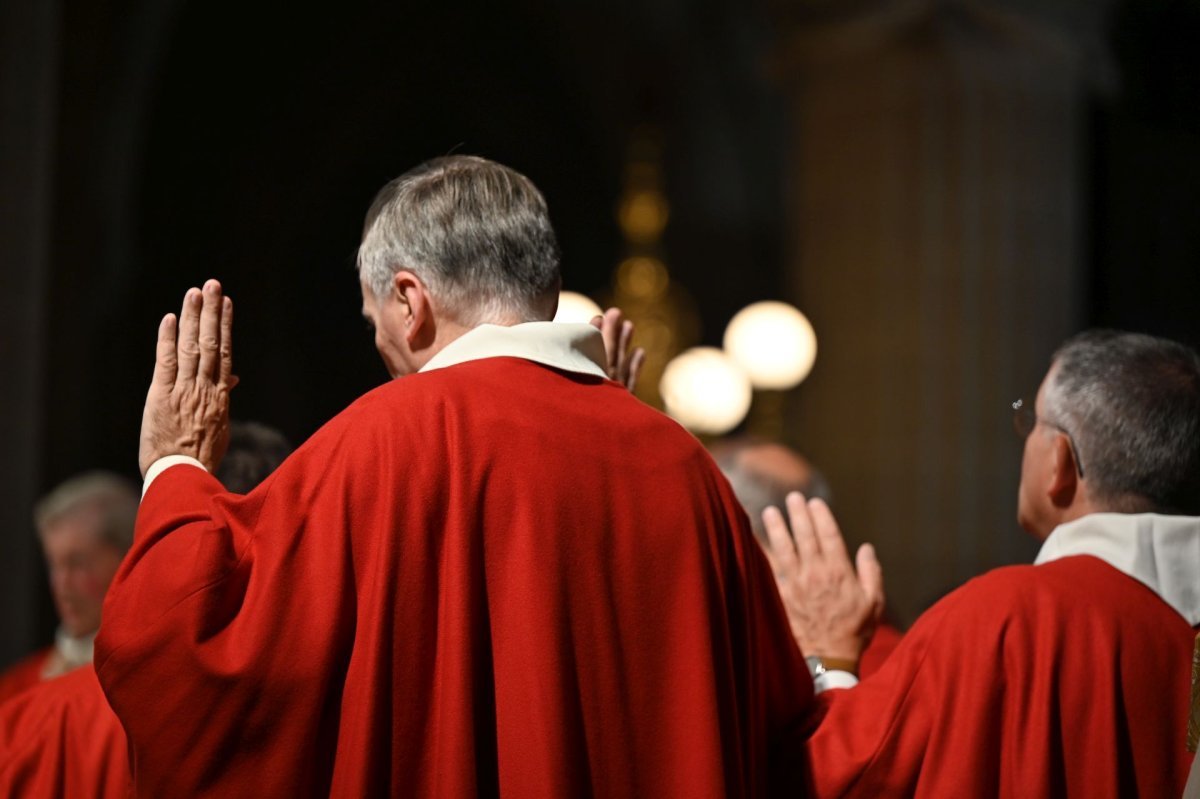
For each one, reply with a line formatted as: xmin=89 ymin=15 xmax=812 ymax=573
xmin=804 ymin=556 xmax=1196 ymax=797
xmin=0 ymin=665 xmax=130 ymax=798
xmin=0 ymin=648 xmax=50 ymax=705
xmin=96 ymin=357 xmax=812 ymax=797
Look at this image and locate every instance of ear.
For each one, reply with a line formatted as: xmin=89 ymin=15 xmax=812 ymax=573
xmin=1045 ymin=434 xmax=1079 ymax=509
xmin=391 ymin=270 xmax=431 ymax=346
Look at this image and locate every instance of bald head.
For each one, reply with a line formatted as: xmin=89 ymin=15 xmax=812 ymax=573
xmin=710 ymin=437 xmax=832 ymax=544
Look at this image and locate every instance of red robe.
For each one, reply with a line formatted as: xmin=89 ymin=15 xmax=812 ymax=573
xmin=857 ymin=622 xmax=901 ymax=680
xmin=96 ymin=357 xmax=813 ymax=796
xmin=0 ymin=648 xmax=51 ymax=705
xmin=0 ymin=664 xmax=130 ymax=798
xmin=804 ymin=555 xmax=1196 ymax=797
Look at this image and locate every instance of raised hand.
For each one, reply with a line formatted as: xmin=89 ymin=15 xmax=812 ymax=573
xmin=761 ymin=492 xmax=884 ymax=669
xmin=590 ymin=307 xmax=647 ymax=392
xmin=138 ymin=279 xmax=237 ymax=477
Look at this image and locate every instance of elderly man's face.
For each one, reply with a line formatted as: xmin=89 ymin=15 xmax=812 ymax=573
xmin=40 ymin=510 xmax=124 ymax=637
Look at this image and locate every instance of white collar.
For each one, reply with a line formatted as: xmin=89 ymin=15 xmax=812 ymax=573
xmin=1034 ymin=512 xmax=1200 ymax=625
xmin=419 ymin=322 xmax=609 ymax=379
xmin=54 ymin=627 xmax=95 ymax=669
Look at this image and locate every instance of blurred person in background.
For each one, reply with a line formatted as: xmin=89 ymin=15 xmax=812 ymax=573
xmin=0 ymin=472 xmax=137 ymax=704
xmin=216 ymin=420 xmax=293 ymax=494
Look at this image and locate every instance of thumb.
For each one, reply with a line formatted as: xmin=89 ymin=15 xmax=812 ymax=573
xmin=856 ymin=543 xmax=886 ymax=620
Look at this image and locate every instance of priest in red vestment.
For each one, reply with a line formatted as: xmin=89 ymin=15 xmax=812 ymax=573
xmin=0 ymin=473 xmax=138 ymax=705
xmin=764 ymin=329 xmax=1200 ymax=797
xmin=95 ymin=155 xmax=816 ymax=797
xmin=0 ymin=665 xmax=130 ymax=798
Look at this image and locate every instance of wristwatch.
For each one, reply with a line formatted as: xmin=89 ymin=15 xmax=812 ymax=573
xmin=805 ymin=654 xmax=858 ymax=678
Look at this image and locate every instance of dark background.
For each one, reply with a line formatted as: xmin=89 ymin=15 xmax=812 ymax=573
xmin=2 ymin=0 xmax=1198 ymax=661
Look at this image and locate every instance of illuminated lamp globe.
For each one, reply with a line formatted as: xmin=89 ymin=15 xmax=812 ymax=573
xmin=553 ymin=291 xmax=603 ymax=324
xmin=723 ymin=301 xmax=817 ymax=390
xmin=659 ymin=347 xmax=752 ymax=435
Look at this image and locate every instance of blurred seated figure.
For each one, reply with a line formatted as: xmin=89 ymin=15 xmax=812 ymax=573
xmin=215 ymin=420 xmax=293 ymax=493
xmin=0 ymin=665 xmax=129 ymax=797
xmin=710 ymin=436 xmax=901 ymax=678
xmin=0 ymin=472 xmax=137 ymax=704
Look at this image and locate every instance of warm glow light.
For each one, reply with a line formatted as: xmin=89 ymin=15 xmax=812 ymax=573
xmin=659 ymin=347 xmax=752 ymax=435
xmin=723 ymin=301 xmax=817 ymax=390
xmin=554 ymin=291 xmax=603 ymax=324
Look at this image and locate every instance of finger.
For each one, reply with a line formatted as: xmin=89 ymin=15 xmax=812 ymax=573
xmin=856 ymin=543 xmax=886 ymax=619
xmin=761 ymin=505 xmax=798 ymax=575
xmin=176 ymin=287 xmax=203 ymax=383
xmin=616 ymin=319 xmax=634 ymax=377
xmin=589 ymin=314 xmax=603 ymax=331
xmin=602 ymin=308 xmax=622 ymax=373
xmin=197 ymin=280 xmax=223 ymax=381
xmin=626 ymin=348 xmax=646 ymax=392
xmin=808 ymin=497 xmax=850 ymax=564
xmin=218 ymin=296 xmax=234 ymax=387
xmin=785 ymin=491 xmax=820 ymax=560
xmin=152 ymin=313 xmax=178 ymax=389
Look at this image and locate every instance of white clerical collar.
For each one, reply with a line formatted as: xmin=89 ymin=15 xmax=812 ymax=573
xmin=54 ymin=627 xmax=95 ymax=669
xmin=419 ymin=322 xmax=608 ymax=379
xmin=1034 ymin=512 xmax=1200 ymax=625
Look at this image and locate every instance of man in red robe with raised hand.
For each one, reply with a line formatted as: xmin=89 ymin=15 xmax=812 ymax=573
xmin=94 ymin=155 xmax=825 ymax=797
xmin=765 ymin=329 xmax=1200 ymax=797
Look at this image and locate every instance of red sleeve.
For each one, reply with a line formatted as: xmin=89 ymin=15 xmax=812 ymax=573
xmin=94 ymin=429 xmax=361 ymax=794
xmin=858 ymin=621 xmax=903 ymax=679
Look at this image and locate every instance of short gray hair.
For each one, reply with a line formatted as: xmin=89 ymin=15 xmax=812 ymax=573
xmin=357 ymin=155 xmax=562 ymax=325
xmin=1043 ymin=330 xmax=1200 ymax=514
xmin=34 ymin=471 xmax=139 ymax=553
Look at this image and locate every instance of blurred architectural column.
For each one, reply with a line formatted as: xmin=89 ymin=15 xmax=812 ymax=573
xmin=0 ymin=0 xmax=57 ymax=663
xmin=771 ymin=0 xmax=1104 ymax=622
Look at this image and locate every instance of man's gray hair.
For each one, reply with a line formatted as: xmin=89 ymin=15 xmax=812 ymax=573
xmin=34 ymin=471 xmax=139 ymax=553
xmin=357 ymin=155 xmax=562 ymax=325
xmin=1043 ymin=329 xmax=1200 ymax=514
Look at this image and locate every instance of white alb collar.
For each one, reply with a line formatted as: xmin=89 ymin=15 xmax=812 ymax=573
xmin=1034 ymin=512 xmax=1200 ymax=625
xmin=419 ymin=322 xmax=608 ymax=379
xmin=54 ymin=627 xmax=95 ymax=670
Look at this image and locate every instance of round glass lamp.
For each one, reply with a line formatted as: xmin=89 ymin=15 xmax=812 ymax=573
xmin=723 ymin=301 xmax=817 ymax=390
xmin=659 ymin=347 xmax=752 ymax=435
xmin=553 ymin=291 xmax=603 ymax=324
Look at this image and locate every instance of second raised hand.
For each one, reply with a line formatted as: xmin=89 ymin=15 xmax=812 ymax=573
xmin=761 ymin=492 xmax=885 ymax=666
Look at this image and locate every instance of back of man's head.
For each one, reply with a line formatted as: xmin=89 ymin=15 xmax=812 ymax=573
xmin=1046 ymin=330 xmax=1200 ymax=515
xmin=216 ymin=421 xmax=293 ymax=494
xmin=357 ymin=155 xmax=562 ymax=326
xmin=710 ymin=436 xmax=833 ymax=544
xmin=34 ymin=471 xmax=139 ymax=555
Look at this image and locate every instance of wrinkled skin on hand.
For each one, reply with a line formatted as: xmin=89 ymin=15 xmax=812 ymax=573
xmin=139 ymin=279 xmax=238 ymax=477
xmin=761 ymin=492 xmax=885 ymax=667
